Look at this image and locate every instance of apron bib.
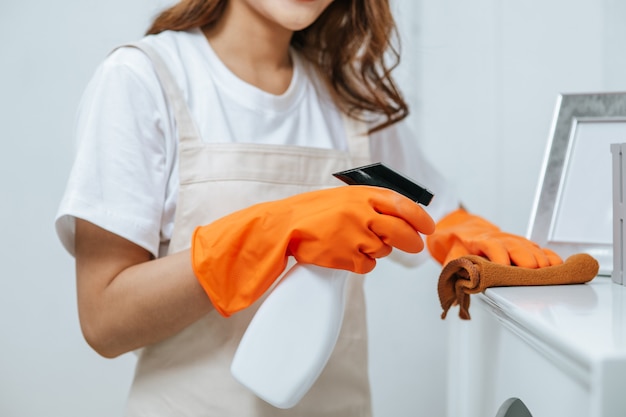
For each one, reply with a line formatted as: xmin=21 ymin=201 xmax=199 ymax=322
xmin=123 ymin=43 xmax=373 ymax=417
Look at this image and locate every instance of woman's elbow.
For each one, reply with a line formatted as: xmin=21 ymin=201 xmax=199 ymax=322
xmin=79 ymin=318 xmax=127 ymax=359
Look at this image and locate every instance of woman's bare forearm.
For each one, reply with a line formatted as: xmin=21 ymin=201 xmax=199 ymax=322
xmin=75 ymin=219 xmax=213 ymax=358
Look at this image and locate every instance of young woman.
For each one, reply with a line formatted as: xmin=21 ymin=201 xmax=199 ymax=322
xmin=56 ymin=0 xmax=560 ymax=415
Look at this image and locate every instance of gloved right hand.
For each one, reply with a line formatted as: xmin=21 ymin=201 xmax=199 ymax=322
xmin=191 ymin=185 xmax=435 ymax=317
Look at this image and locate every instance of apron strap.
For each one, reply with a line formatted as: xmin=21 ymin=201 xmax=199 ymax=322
xmin=341 ymin=114 xmax=372 ymax=167
xmin=115 ymin=42 xmax=202 ymax=144
xmin=113 ymin=42 xmax=371 ymax=165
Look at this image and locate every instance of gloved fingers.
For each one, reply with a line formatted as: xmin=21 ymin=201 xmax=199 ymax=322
xmin=369 ymin=214 xmax=426 ymax=253
xmin=342 ymin=251 xmax=376 ymax=274
xmin=288 ymin=220 xmax=383 ymax=273
xmin=498 ymin=234 xmax=553 ymax=268
xmin=507 ymin=244 xmax=542 ymax=268
xmin=443 ymin=240 xmax=472 ymax=266
xmin=468 ymin=238 xmax=512 ymax=265
xmin=467 ymin=233 xmax=563 ymax=269
xmin=366 ymin=187 xmax=436 ymax=235
xmin=360 ymin=242 xmax=393 ymax=259
xmin=543 ymin=247 xmax=563 ymax=266
xmin=527 ymin=245 xmax=555 ymax=268
xmin=291 ymin=243 xmax=378 ymax=274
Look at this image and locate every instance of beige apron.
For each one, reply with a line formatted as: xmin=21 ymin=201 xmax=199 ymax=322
xmin=123 ymin=43 xmax=372 ymax=417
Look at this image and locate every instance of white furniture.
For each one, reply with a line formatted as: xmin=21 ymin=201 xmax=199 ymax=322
xmin=447 ymin=276 xmax=626 ymax=417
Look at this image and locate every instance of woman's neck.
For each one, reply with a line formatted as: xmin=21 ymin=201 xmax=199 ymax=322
xmin=203 ymin=2 xmax=294 ymax=95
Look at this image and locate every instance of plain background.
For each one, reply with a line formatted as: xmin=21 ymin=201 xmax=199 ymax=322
xmin=2 ymin=0 xmax=626 ymax=416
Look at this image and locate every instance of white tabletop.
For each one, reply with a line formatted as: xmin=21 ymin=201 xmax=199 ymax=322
xmin=480 ymin=276 xmax=626 ymax=366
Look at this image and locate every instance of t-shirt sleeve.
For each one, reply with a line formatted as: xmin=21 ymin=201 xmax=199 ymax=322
xmin=370 ymin=120 xmax=460 ymax=266
xmin=55 ymin=47 xmax=173 ymax=258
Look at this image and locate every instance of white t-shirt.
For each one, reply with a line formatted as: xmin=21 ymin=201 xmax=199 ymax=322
xmin=55 ymin=28 xmax=458 ymax=262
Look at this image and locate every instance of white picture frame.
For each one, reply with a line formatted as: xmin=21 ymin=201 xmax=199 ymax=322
xmin=527 ymin=92 xmax=626 ymax=276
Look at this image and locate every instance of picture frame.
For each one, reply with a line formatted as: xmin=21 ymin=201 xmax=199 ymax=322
xmin=527 ymin=92 xmax=626 ymax=276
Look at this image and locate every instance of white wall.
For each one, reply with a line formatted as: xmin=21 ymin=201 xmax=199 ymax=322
xmin=0 ymin=2 xmax=169 ymax=416
xmin=416 ymin=0 xmax=626 ymax=233
xmin=2 ymin=1 xmax=625 ymax=416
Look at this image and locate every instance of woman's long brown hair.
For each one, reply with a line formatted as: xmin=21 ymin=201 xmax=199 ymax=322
xmin=147 ymin=0 xmax=407 ymax=133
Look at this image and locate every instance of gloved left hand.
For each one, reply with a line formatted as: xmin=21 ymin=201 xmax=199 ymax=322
xmin=427 ymin=208 xmax=563 ymax=268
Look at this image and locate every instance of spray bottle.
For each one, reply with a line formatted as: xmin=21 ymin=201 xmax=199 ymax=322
xmin=230 ymin=162 xmax=434 ymax=409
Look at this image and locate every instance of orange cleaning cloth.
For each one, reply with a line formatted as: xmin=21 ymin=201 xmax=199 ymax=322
xmin=438 ymin=253 xmax=599 ymax=320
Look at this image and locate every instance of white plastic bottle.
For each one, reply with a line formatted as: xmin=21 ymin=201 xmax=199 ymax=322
xmin=230 ymin=263 xmax=349 ymax=409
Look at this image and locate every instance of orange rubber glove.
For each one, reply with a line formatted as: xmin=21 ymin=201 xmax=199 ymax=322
xmin=192 ymin=185 xmax=435 ymax=317
xmin=427 ymin=208 xmax=562 ymax=268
